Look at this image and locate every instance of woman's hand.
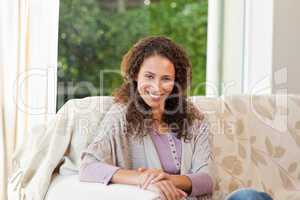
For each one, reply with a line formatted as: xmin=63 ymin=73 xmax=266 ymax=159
xmin=147 ymin=180 xmax=187 ymax=200
xmin=137 ymin=167 xmax=171 ymax=189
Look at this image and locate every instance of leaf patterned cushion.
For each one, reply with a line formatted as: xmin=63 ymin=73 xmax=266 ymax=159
xmin=191 ymin=95 xmax=300 ymax=200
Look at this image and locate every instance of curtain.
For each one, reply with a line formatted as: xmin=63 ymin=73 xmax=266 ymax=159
xmin=0 ymin=0 xmax=59 ymax=200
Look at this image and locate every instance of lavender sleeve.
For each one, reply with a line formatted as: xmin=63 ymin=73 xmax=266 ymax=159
xmin=78 ymin=133 xmax=120 ymax=185
xmin=185 ymin=172 xmax=213 ymax=197
xmin=79 ymin=161 xmax=120 ymax=185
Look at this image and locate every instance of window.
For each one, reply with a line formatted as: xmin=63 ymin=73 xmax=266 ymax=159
xmin=57 ymin=0 xmax=208 ymax=110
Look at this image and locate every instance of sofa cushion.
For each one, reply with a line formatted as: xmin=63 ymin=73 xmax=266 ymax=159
xmin=192 ymin=95 xmax=300 ymax=199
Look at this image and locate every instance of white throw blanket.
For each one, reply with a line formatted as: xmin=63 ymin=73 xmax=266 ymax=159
xmin=8 ymin=99 xmax=76 ymax=200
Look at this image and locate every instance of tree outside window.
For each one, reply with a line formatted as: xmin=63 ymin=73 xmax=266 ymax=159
xmin=57 ymin=0 xmax=208 ymax=110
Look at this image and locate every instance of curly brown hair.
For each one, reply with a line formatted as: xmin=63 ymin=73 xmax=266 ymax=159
xmin=112 ymin=36 xmax=203 ymax=141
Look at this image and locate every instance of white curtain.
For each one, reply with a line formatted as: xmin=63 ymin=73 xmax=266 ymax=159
xmin=0 ymin=0 xmax=59 ymax=200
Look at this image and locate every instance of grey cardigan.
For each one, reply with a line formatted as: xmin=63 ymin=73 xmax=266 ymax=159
xmin=80 ymin=103 xmax=213 ymax=200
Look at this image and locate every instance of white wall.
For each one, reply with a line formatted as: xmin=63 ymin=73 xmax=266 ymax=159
xmin=243 ymin=0 xmax=273 ymax=95
xmin=272 ymin=0 xmax=300 ymax=94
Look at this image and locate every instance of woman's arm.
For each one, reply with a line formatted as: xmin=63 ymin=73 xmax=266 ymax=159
xmin=110 ymin=168 xmax=142 ymax=185
xmin=111 ymin=169 xmax=187 ymax=200
xmin=131 ymin=168 xmax=213 ymax=197
xmin=79 ymin=161 xmax=120 ymax=184
xmin=169 ymin=173 xmax=213 ymax=197
xmin=169 ymin=175 xmax=192 ymax=194
xmin=80 ymin=149 xmax=142 ymax=186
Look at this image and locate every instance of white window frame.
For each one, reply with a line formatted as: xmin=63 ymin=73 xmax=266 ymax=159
xmin=206 ymin=0 xmax=273 ymax=96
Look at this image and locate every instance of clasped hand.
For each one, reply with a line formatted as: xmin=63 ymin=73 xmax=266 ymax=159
xmin=137 ymin=167 xmax=187 ymax=200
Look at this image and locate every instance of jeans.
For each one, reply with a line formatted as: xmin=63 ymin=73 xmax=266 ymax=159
xmin=226 ymin=188 xmax=273 ymax=200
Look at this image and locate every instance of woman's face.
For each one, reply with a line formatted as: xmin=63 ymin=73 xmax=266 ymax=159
xmin=135 ymin=55 xmax=175 ymax=110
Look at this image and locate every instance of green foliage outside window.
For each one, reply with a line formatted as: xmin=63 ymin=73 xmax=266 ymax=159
xmin=57 ymin=0 xmax=208 ymax=109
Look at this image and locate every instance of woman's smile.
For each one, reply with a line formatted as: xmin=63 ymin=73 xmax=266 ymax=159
xmin=145 ymin=90 xmax=166 ymax=101
xmin=148 ymin=93 xmax=161 ymax=101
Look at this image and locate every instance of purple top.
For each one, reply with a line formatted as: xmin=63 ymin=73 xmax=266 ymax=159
xmin=149 ymin=130 xmax=182 ymax=174
xmin=79 ymin=129 xmax=213 ymax=197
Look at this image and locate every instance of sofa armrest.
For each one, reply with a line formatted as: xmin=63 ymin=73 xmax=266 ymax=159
xmin=45 ymin=174 xmax=159 ymax=200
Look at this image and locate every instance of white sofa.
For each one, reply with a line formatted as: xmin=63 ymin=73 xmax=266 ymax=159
xmin=45 ymin=174 xmax=158 ymax=200
xmin=10 ymin=95 xmax=300 ymax=200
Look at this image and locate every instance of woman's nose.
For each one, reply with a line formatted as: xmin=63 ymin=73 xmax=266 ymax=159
xmin=149 ymin=80 xmax=162 ymax=93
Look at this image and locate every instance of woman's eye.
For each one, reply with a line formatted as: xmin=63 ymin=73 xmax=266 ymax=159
xmin=162 ymin=77 xmax=171 ymax=81
xmin=145 ymin=74 xmax=154 ymax=79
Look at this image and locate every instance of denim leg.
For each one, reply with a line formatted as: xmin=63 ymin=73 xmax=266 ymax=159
xmin=226 ymin=188 xmax=273 ymax=200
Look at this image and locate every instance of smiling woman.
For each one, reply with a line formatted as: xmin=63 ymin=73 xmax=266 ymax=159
xmin=79 ymin=36 xmax=212 ymax=200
